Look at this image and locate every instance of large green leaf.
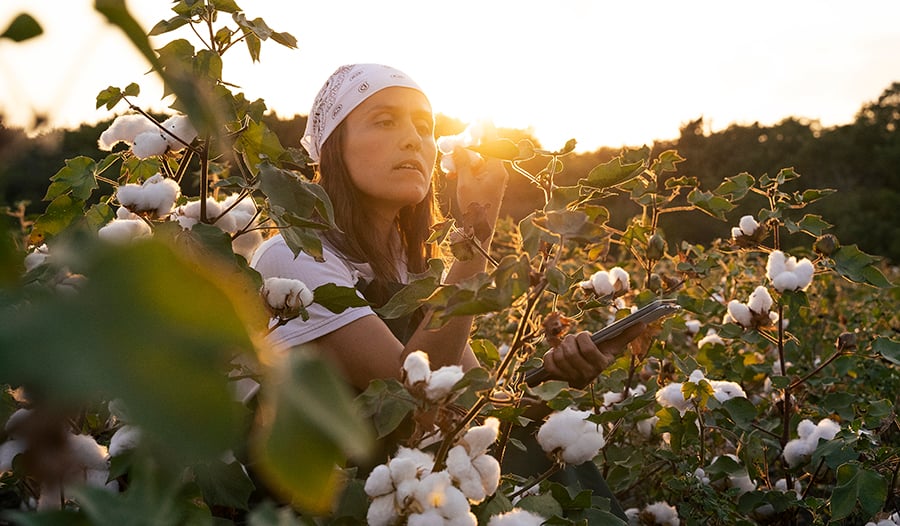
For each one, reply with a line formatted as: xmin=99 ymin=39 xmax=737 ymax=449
xmin=0 ymin=239 xmax=257 ymax=462
xmin=830 ymin=462 xmax=887 ymax=521
xmin=193 ymin=460 xmax=256 ymax=510
xmin=873 ymin=337 xmax=900 ymax=365
xmin=831 ymin=244 xmax=892 ymax=287
xmin=253 ymin=350 xmax=373 ymax=514
xmin=581 ymin=156 xmax=645 ymax=190
xmin=29 ymin=195 xmax=85 ymax=245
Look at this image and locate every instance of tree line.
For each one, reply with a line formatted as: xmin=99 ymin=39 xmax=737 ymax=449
xmin=2 ymin=82 xmax=899 ymax=263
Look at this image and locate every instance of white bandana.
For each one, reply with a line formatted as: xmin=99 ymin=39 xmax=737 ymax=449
xmin=301 ymin=64 xmax=426 ymax=162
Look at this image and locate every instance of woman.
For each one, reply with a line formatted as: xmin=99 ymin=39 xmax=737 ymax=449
xmin=251 ymin=63 xmax=644 ymax=392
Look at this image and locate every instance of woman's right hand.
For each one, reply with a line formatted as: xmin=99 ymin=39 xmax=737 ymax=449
xmin=452 ymin=149 xmax=508 ymax=226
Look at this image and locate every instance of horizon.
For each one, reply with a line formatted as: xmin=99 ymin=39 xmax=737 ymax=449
xmin=1 ymin=1 xmax=899 ymax=152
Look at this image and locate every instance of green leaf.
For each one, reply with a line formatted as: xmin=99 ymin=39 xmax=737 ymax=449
xmin=29 ymin=194 xmax=84 ymax=245
xmin=193 ymin=460 xmax=256 ymax=510
xmin=527 ymin=380 xmax=569 ymax=401
xmin=713 ymin=172 xmax=754 ymax=200
xmin=581 ymin=156 xmax=645 ymax=189
xmin=832 ymin=244 xmax=893 ymax=287
xmin=0 ymin=240 xmax=258 ymax=462
xmin=237 ymin=121 xmax=287 ymax=173
xmin=210 ymin=0 xmax=241 ymax=13
xmin=721 ymin=397 xmax=758 ymax=428
xmin=148 ymin=15 xmax=191 ymax=36
xmin=797 ymin=187 xmax=836 ymax=204
xmin=831 ymin=462 xmax=887 ymax=521
xmin=687 ymin=189 xmax=736 ymax=220
xmin=873 ymin=337 xmax=900 ymax=365
xmin=784 ymin=213 xmax=832 ymax=236
xmin=355 ymin=379 xmax=416 ymax=439
xmin=313 ymin=283 xmax=370 ymax=314
xmin=650 ymin=149 xmax=685 ymax=174
xmin=44 ymin=156 xmax=98 ymax=201
xmin=374 ymin=258 xmax=444 ymax=319
xmin=254 ymin=351 xmax=373 ymax=514
xmin=1 ymin=13 xmax=43 ymax=42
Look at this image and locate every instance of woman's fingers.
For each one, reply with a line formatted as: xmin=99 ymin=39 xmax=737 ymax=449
xmin=544 ymin=322 xmax=649 ymax=387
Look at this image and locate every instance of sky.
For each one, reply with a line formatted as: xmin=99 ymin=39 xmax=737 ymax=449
xmin=1 ymin=0 xmax=898 ymax=152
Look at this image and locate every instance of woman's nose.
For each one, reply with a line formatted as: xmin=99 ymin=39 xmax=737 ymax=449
xmin=400 ymin=121 xmax=422 ymax=151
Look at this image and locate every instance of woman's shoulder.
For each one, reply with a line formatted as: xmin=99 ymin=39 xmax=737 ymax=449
xmin=250 ymin=234 xmax=369 ymax=287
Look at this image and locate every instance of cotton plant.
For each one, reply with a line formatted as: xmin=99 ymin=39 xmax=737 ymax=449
xmin=782 ymin=417 xmax=842 ymax=468
xmin=766 ymin=250 xmax=815 ymax=292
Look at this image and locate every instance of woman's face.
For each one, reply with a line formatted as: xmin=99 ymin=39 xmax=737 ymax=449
xmin=341 ymin=87 xmax=436 ymax=219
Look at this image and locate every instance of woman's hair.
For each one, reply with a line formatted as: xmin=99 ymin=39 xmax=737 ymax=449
xmin=315 ymin=121 xmax=440 ymax=282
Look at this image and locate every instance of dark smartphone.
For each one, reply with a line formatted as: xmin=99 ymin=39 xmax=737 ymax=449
xmin=523 ymin=299 xmax=682 ymax=386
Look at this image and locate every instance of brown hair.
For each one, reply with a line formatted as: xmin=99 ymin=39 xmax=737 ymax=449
xmin=315 ymin=121 xmax=440 ymax=282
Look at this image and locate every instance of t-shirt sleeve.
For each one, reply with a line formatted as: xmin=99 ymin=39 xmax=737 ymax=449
xmin=251 ymin=236 xmax=375 ymax=350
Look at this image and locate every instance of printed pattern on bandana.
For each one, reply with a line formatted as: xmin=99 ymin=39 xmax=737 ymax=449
xmin=301 ymin=64 xmax=425 ymax=162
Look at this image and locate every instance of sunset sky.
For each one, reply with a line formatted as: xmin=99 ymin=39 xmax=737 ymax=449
xmin=1 ymin=0 xmax=898 ymax=152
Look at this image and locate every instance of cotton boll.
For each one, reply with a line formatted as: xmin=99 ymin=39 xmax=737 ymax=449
xmin=440 ymin=155 xmax=457 ymax=174
xmin=67 ymin=434 xmax=109 ymax=470
xmin=116 ymin=174 xmax=181 ymax=217
xmin=367 ymin=493 xmax=398 ymax=526
xmin=425 ymin=365 xmax=465 ymax=402
xmin=748 ymin=286 xmax=773 ymax=313
xmin=636 ymin=416 xmax=658 ymax=437
xmin=97 ymin=218 xmax=152 ymax=244
xmin=796 ymin=419 xmax=816 ymax=439
xmin=108 ymin=425 xmax=142 ymax=457
xmin=688 ymin=369 xmax=706 ymax=383
xmin=116 ymin=206 xmax=141 ymax=220
xmin=729 ymin=472 xmax=757 ymax=494
xmin=655 ymin=383 xmax=691 ymax=413
xmin=131 ymin=130 xmax=169 ymax=159
xmin=403 ymin=351 xmax=431 ymax=386
xmin=783 ymin=438 xmax=814 ymax=467
xmin=684 ymin=319 xmax=701 ymax=334
xmin=0 ymin=440 xmax=27 ymax=471
xmin=364 ymin=464 xmax=394 ymax=497
xmin=693 ymin=467 xmax=710 ymax=485
xmin=438 ymin=485 xmax=473 ymax=521
xmin=772 ymin=272 xmax=801 ymax=292
xmin=766 ymin=251 xmax=787 ymax=281
xmin=536 ymin=407 xmax=605 ymax=465
xmin=739 ymin=215 xmax=759 ymax=236
xmin=589 ymin=270 xmax=614 ymax=296
xmin=727 ymin=300 xmax=752 ymax=327
xmin=232 ymin=229 xmax=263 ymax=260
xmin=261 ymin=277 xmax=314 ymax=317
xmin=792 ymin=259 xmax=815 ymax=290
xmin=697 ymin=329 xmax=724 ymax=349
xmin=560 ymin=427 xmax=605 ymax=465
xmin=388 ymin=456 xmax=420 ymax=486
xmin=98 ymin=114 xmax=157 ymax=150
xmin=414 ymin=470 xmax=453 ymax=509
xmin=23 ymin=245 xmax=49 ymax=273
xmin=710 ymin=380 xmax=747 ymax=402
xmin=487 ymin=508 xmax=547 ymax=526
xmin=460 ymin=417 xmax=499 ymax=457
xmin=160 ymin=114 xmax=197 ymax=150
xmin=641 ymin=501 xmax=680 ymax=526
xmin=625 ymin=508 xmax=641 ymax=525
xmin=393 ymin=446 xmax=434 ymax=476
xmin=408 ymin=509 xmax=444 ymax=526
xmin=447 ymin=446 xmax=485 ymax=502
xmin=437 ymin=135 xmax=463 ymax=155
xmin=609 ymin=267 xmax=630 ymax=293
xmin=472 ymin=454 xmax=500 ymax=497
xmin=812 ymin=418 xmax=840 ymax=442
xmin=730 ymin=227 xmax=743 ymax=239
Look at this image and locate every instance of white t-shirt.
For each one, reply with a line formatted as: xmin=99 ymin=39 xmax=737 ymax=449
xmin=250 ymin=234 xmax=405 ymax=350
